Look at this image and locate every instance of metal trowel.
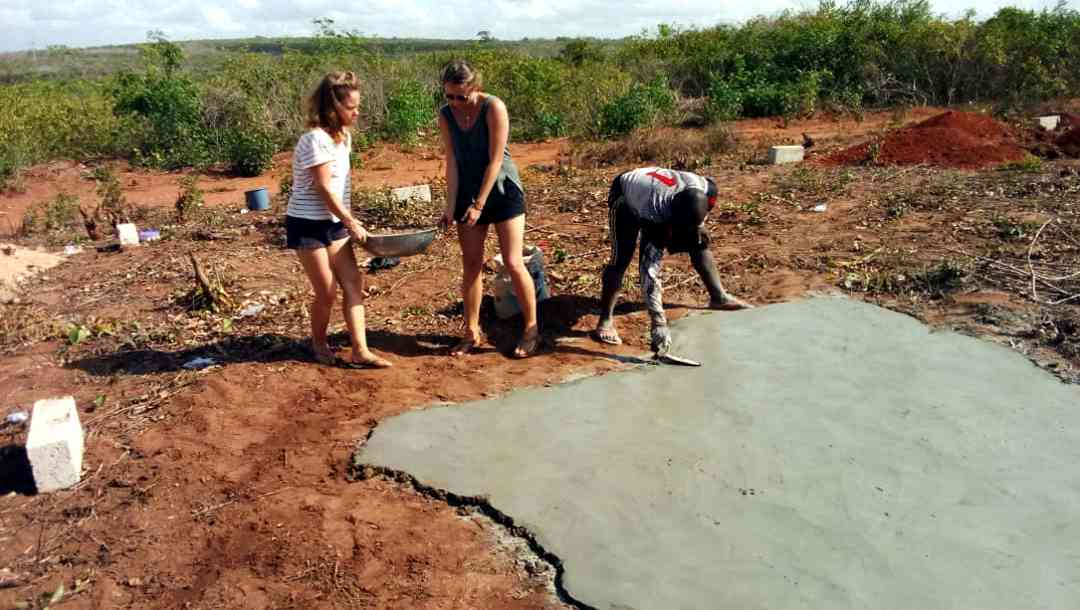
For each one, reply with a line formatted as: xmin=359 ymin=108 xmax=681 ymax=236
xmin=652 ymin=350 xmax=702 ymax=367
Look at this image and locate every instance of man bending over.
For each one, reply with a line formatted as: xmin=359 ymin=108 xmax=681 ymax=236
xmin=594 ymin=167 xmax=752 ymax=355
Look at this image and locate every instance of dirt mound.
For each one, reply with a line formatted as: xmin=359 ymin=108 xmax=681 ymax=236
xmin=826 ymin=111 xmax=1027 ymax=168
xmin=1057 ymin=113 xmax=1080 ymax=129
xmin=1058 ymin=127 xmax=1080 ymax=157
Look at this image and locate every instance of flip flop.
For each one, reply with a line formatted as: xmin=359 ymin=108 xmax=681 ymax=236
xmin=513 ymin=329 xmax=541 ymax=359
xmin=311 ymin=347 xmax=337 ymax=365
xmin=450 ymin=333 xmax=485 ymax=356
xmin=592 ymin=326 xmax=622 ymax=345
xmin=338 ymin=355 xmax=393 ymax=369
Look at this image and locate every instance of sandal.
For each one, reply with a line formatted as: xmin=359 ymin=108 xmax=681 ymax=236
xmin=311 ymin=346 xmax=337 ymax=365
xmin=338 ymin=355 xmax=393 ymax=369
xmin=513 ymin=328 xmax=541 ymax=359
xmin=450 ymin=332 xmax=485 ymax=357
xmin=592 ymin=324 xmax=622 ymax=346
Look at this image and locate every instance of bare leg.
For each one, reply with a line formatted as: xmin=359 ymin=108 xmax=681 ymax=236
xmin=596 ymin=192 xmax=639 ymax=345
xmin=326 ymin=237 xmax=391 ymax=367
xmin=296 ymin=247 xmax=338 ymax=364
xmin=453 ymin=222 xmax=490 ymax=355
xmin=494 ymin=214 xmax=539 ymax=357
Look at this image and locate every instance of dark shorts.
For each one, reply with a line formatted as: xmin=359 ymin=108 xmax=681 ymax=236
xmin=285 ymin=215 xmax=349 ymax=250
xmin=455 ymin=180 xmax=526 ymax=226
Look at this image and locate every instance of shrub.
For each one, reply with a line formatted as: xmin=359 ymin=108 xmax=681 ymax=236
xmin=598 ymin=78 xmax=676 ymax=136
xmin=383 ymin=80 xmax=436 ymax=144
xmin=704 ymin=77 xmax=743 ymax=121
xmin=20 ymin=193 xmax=81 ymax=240
xmin=175 ymin=174 xmax=204 ymax=222
xmin=227 ymin=128 xmax=275 ymax=177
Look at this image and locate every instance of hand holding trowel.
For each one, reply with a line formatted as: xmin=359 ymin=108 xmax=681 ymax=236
xmin=650 ymin=322 xmax=702 ymax=367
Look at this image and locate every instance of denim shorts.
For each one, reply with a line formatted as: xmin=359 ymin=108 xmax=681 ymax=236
xmin=285 ymin=215 xmax=349 ymax=250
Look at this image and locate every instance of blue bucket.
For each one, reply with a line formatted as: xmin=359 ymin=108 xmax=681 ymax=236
xmin=245 ymin=187 xmax=270 ymax=211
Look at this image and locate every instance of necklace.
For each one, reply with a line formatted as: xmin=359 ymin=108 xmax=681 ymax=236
xmin=459 ymin=109 xmax=475 ymax=129
xmin=459 ymin=97 xmax=480 ymax=128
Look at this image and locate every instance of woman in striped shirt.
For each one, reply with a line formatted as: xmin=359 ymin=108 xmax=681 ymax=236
xmin=285 ymin=72 xmax=391 ymax=369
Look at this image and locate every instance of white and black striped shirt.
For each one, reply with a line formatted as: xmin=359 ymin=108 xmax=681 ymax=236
xmin=286 ymin=129 xmax=352 ymax=221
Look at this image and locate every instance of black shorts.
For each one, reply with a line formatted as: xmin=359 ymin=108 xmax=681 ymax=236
xmin=285 ymin=215 xmax=349 ymax=250
xmin=455 ymin=180 xmax=526 ymax=225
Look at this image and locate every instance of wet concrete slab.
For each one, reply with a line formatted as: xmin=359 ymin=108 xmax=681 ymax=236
xmin=357 ymin=297 xmax=1080 ymax=610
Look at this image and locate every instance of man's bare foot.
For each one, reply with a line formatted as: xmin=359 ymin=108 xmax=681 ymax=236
xmin=592 ymin=321 xmax=622 ymax=345
xmin=450 ymin=331 xmax=485 ymax=357
xmin=709 ymin=296 xmax=754 ymax=311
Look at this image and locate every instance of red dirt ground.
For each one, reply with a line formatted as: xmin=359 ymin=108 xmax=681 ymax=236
xmin=2 ymin=105 xmax=1077 ymax=609
xmin=824 ymin=111 xmax=1029 ymax=168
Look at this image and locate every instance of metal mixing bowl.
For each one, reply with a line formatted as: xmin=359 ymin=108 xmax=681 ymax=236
xmin=359 ymin=228 xmax=439 ymax=257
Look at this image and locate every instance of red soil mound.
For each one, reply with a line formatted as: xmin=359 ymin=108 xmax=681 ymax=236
xmin=826 ymin=111 xmax=1027 ymax=169
xmin=1057 ymin=113 xmax=1080 ymax=129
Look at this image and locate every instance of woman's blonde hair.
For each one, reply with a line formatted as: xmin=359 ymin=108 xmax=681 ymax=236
xmin=305 ymin=71 xmax=360 ymax=143
xmin=440 ymin=60 xmax=482 ymax=90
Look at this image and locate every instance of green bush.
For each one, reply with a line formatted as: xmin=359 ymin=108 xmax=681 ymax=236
xmin=704 ymin=77 xmax=743 ymax=121
xmin=476 ymin=53 xmax=571 ymax=140
xmin=227 ymin=128 xmax=275 ymax=177
xmin=175 ymin=174 xmax=204 ymax=221
xmin=384 ymin=80 xmax=435 ymax=143
xmin=21 ymin=192 xmax=81 ymax=238
xmin=111 ymin=41 xmax=206 ymax=169
xmin=559 ymin=39 xmax=606 ymax=66
xmin=598 ymin=78 xmax=676 ymax=136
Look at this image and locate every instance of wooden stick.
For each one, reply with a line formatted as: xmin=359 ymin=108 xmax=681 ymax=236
xmin=1027 ymin=219 xmax=1053 ymax=303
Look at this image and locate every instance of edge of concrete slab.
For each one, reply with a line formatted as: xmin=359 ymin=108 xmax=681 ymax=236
xmin=348 ymin=456 xmax=600 ymax=610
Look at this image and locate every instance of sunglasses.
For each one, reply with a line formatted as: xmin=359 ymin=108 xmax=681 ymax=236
xmin=444 ymin=93 xmax=469 ymax=101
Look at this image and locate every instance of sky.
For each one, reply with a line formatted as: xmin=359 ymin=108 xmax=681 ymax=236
xmin=0 ymin=0 xmax=1076 ymax=53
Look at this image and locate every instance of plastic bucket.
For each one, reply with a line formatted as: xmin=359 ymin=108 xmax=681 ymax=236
xmin=245 ymin=187 xmax=270 ymax=211
xmin=492 ymin=245 xmax=551 ymax=319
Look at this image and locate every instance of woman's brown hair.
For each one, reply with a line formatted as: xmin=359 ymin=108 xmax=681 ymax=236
xmin=305 ymin=71 xmax=360 ymax=143
xmin=440 ymin=60 xmax=482 ymax=90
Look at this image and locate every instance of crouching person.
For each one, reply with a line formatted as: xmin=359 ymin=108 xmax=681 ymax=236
xmin=594 ymin=167 xmax=752 ymax=355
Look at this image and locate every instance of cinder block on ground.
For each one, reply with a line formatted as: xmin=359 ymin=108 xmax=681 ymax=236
xmin=1036 ymin=115 xmax=1060 ymax=131
xmin=116 ymin=223 xmax=139 ymax=247
xmin=26 ymin=396 xmax=84 ymax=493
xmin=768 ymin=145 xmax=805 ymax=165
xmin=391 ymin=184 xmax=432 ymax=204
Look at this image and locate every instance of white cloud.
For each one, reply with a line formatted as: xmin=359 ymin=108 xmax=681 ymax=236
xmin=201 ymin=5 xmax=243 ymax=31
xmin=0 ymin=0 xmax=1077 ymax=52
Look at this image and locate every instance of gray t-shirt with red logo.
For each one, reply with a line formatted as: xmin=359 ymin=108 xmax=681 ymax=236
xmin=618 ymin=167 xmax=710 ymax=223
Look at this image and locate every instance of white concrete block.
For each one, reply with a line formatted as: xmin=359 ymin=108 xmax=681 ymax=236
xmin=1036 ymin=115 xmax=1060 ymax=131
xmin=26 ymin=397 xmax=84 ymax=493
xmin=391 ymin=184 xmax=432 ymax=204
xmin=116 ymin=223 xmax=139 ymax=247
xmin=768 ymin=145 xmax=805 ymax=165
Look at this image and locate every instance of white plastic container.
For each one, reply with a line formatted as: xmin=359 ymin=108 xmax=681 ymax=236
xmin=492 ymin=245 xmax=550 ymax=319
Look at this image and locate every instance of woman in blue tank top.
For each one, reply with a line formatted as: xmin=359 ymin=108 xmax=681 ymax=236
xmin=437 ymin=59 xmax=539 ymax=358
